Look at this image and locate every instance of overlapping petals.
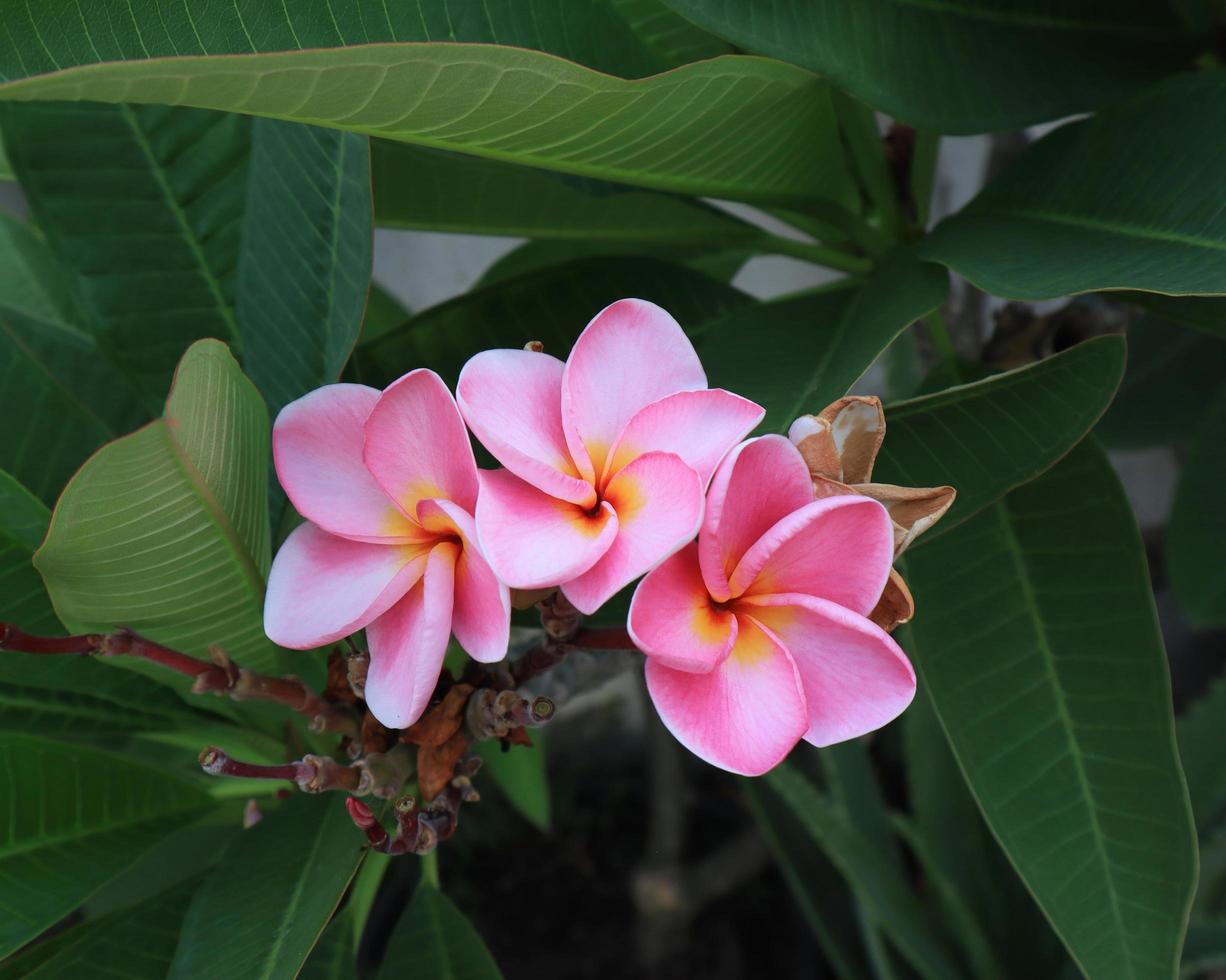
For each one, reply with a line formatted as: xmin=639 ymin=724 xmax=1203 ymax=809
xmin=459 ymin=298 xmax=763 ymax=614
xmin=264 ymin=370 xmax=509 ymax=730
xmin=630 ymin=435 xmax=915 ymax=775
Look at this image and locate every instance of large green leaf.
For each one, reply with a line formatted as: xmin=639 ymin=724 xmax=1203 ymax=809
xmin=1 ymin=878 xmax=200 ymax=980
xmin=0 ymin=214 xmax=148 ymax=502
xmin=659 ymin=0 xmax=1196 ymax=133
xmin=1097 ymin=317 xmax=1226 ymax=450
xmin=901 ymin=441 xmax=1197 ymax=980
xmin=874 ymin=337 xmax=1125 ymax=542
xmin=0 ymin=46 xmax=849 ymax=212
xmin=923 ymin=74 xmax=1226 ymax=298
xmin=0 ymin=469 xmax=57 ymax=631
xmin=34 ymin=339 xmax=281 ymax=674
xmin=352 ymin=257 xmax=752 ymax=389
xmin=376 ymin=881 xmax=504 ymax=980
xmin=1168 ymin=386 xmax=1226 ymax=627
xmin=299 ymin=913 xmax=357 ymax=980
xmin=699 ymin=249 xmax=948 ymax=432
xmin=762 ymin=764 xmax=963 ymax=980
xmin=0 ymin=652 xmax=215 ymax=738
xmin=0 ymin=733 xmax=213 ymax=959
xmin=371 ymin=141 xmax=761 ymax=245
xmin=1121 ymin=294 xmax=1226 ymax=341
xmin=0 ymin=102 xmax=249 ymax=398
xmin=238 ymin=121 xmax=372 ymax=416
xmin=0 ymin=0 xmax=662 ymax=80
xmin=169 ymin=795 xmax=365 ymax=980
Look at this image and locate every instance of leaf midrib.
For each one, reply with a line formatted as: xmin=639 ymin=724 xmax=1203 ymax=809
xmin=990 ymin=496 xmax=1136 ymax=980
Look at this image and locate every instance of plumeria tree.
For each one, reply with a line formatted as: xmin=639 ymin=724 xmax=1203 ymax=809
xmin=0 ymin=2 xmax=1223 ymax=978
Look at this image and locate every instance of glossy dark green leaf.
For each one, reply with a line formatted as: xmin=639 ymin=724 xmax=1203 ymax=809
xmin=874 ymin=337 xmax=1126 ymax=542
xmin=762 ymin=764 xmax=963 ymax=980
xmin=1121 ymin=294 xmax=1226 ymax=341
xmin=377 ymin=881 xmax=504 ymax=980
xmin=1097 ymin=318 xmax=1226 ymax=450
xmin=0 ymin=733 xmax=214 ymax=959
xmin=1 ymin=103 xmax=249 ymax=398
xmin=901 ymin=441 xmax=1197 ymax=980
xmin=475 ymin=737 xmax=551 ymax=831
xmin=0 ymin=46 xmax=849 ymax=212
xmin=1168 ymin=386 xmax=1226 ymax=627
xmin=659 ymin=0 xmax=1195 ymax=133
xmin=299 ymin=912 xmax=357 ymax=980
xmin=353 ymin=257 xmax=752 ymax=389
xmin=372 ymin=142 xmax=760 ymax=246
xmin=610 ymin=0 xmax=733 ymax=66
xmin=35 ymin=339 xmax=281 ymax=674
xmin=2 ymin=878 xmax=200 ymax=980
xmin=238 ymin=121 xmax=372 ymax=416
xmin=476 ymin=240 xmax=749 ymax=288
xmin=0 ymin=469 xmax=57 ymax=631
xmin=699 ymin=249 xmax=948 ymax=433
xmin=1177 ymin=672 xmax=1226 ymax=832
xmin=169 ymin=795 xmax=366 ymax=980
xmin=0 ymin=214 xmax=147 ymax=502
xmin=0 ymin=0 xmax=661 ymax=80
xmin=923 ymin=74 xmax=1226 ymax=298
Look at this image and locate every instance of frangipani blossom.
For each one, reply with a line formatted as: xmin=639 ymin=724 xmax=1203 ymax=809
xmin=629 ymin=435 xmax=916 ymax=776
xmin=263 ymin=370 xmax=509 ymax=730
xmin=457 ymin=299 xmax=764 ymax=615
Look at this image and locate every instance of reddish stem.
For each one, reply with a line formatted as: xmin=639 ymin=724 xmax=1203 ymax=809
xmin=198 ymin=747 xmax=307 ymax=782
xmin=572 ymin=627 xmax=636 ymax=651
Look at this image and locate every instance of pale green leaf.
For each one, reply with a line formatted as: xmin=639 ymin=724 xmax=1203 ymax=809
xmin=169 ymin=795 xmax=366 ymax=980
xmin=901 ymin=441 xmax=1197 ymax=980
xmin=0 ymin=46 xmax=850 ymax=212
xmin=923 ymin=74 xmax=1226 ymax=298
xmin=0 ymin=733 xmax=213 ymax=959
xmin=34 ymin=339 xmax=281 ymax=674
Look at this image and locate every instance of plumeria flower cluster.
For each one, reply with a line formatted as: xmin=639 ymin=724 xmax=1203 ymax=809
xmin=264 ymin=299 xmax=953 ymax=775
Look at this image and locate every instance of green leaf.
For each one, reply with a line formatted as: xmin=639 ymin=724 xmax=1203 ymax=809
xmin=659 ymin=0 xmax=1197 ymax=133
xmin=0 ymin=46 xmax=850 ymax=212
xmin=0 ymin=0 xmax=663 ymax=80
xmin=371 ymin=141 xmax=761 ymax=245
xmin=300 ymin=912 xmax=357 ymax=980
xmin=0 ymin=469 xmax=57 ymax=631
xmin=352 ymin=257 xmax=752 ymax=390
xmin=610 ymin=0 xmax=734 ymax=67
xmin=3 ymin=878 xmax=200 ymax=980
xmin=901 ymin=441 xmax=1197 ymax=980
xmin=475 ymin=736 xmax=552 ymax=831
xmin=0 ymin=652 xmax=215 ymax=738
xmin=0 ymin=132 xmax=9 ymax=179
xmin=0 ymin=103 xmax=249 ymax=398
xmin=1168 ymin=386 xmax=1226 ymax=628
xmin=0 ymin=733 xmax=213 ymax=959
xmin=360 ymin=284 xmax=411 ymax=345
xmin=169 ymin=795 xmax=366 ymax=980
xmin=0 ymin=213 xmax=148 ymax=502
xmin=762 ymin=764 xmax=963 ymax=980
xmin=742 ymin=777 xmax=872 ymax=980
xmin=347 ymin=851 xmax=390 ymax=949
xmin=238 ymin=121 xmax=372 ymax=416
xmin=34 ymin=339 xmax=282 ymax=674
xmin=922 ymin=73 xmax=1226 ymax=299
xmin=699 ymin=248 xmax=948 ymax=433
xmin=1182 ymin=924 xmax=1226 ymax=977
xmin=377 ymin=881 xmax=504 ymax=980
xmin=476 ymin=240 xmax=749 ymax=288
xmin=1120 ymin=294 xmax=1226 ymax=341
xmin=1177 ymin=672 xmax=1226 ymax=833
xmin=1097 ymin=318 xmax=1226 ymax=450
xmin=873 ymin=337 xmax=1126 ymax=542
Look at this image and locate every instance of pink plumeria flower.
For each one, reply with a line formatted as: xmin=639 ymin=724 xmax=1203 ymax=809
xmin=263 ymin=370 xmax=510 ymax=729
xmin=629 ymin=435 xmax=916 ymax=776
xmin=457 ymin=299 xmax=764 ymax=614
